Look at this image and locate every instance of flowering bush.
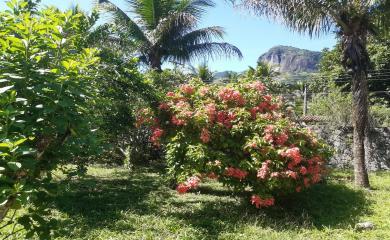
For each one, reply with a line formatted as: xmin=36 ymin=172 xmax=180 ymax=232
xmin=136 ymin=79 xmax=331 ymax=208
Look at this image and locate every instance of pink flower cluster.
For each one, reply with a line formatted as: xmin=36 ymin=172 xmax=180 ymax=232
xmin=263 ymin=125 xmax=289 ymax=146
xmin=216 ymin=111 xmax=236 ymax=129
xmin=180 ymin=84 xmax=195 ymax=95
xmin=176 ymin=176 xmax=201 ymax=194
xmin=250 ymin=195 xmax=275 ymax=208
xmin=218 ymin=88 xmax=246 ymax=106
xmin=280 ymin=147 xmax=302 ymax=166
xmin=224 ymin=167 xmax=248 ymax=181
xmin=247 ymin=81 xmax=266 ymax=92
xmin=257 ymin=160 xmax=272 ymax=179
xmin=205 ymin=103 xmax=217 ymax=123
xmin=150 ymin=127 xmax=164 ymax=146
xmin=171 ymin=116 xmax=186 ymax=126
xmin=249 ymin=96 xmax=278 ymax=119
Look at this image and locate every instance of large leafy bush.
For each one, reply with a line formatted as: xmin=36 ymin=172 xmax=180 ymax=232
xmin=0 ymin=1 xmax=99 ymax=237
xmin=137 ymin=79 xmax=331 ymax=208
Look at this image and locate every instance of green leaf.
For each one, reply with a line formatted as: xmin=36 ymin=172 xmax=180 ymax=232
xmin=0 ymin=142 xmax=13 ymax=149
xmin=0 ymin=85 xmax=13 ymax=94
xmin=7 ymin=162 xmax=22 ymax=171
xmin=14 ymin=138 xmax=27 ymax=146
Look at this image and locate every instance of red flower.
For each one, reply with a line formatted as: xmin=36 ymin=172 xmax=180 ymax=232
xmin=158 ymin=102 xmax=170 ymax=110
xmin=257 ymin=160 xmax=271 ymax=179
xmin=280 ymin=147 xmax=302 ymax=165
xmin=275 ymin=132 xmax=288 ymax=145
xmin=263 ymin=95 xmax=272 ymax=102
xmin=251 ymin=195 xmax=262 ymax=208
xmin=248 ymin=81 xmax=266 ymax=92
xmin=200 ymin=128 xmax=210 ymax=143
xmin=264 ymin=125 xmax=274 ymax=134
xmin=185 ymin=176 xmax=201 ymax=189
xmin=217 ymin=111 xmax=236 ymax=128
xmin=150 ymin=128 xmax=164 ymax=146
xmin=249 ymin=107 xmax=258 ymax=119
xmin=180 ymin=84 xmax=195 ymax=95
xmin=300 ymin=166 xmax=308 ymax=175
xmin=166 ymin=91 xmax=175 ymax=97
xmin=250 ymin=195 xmax=275 ymax=208
xmin=285 ymin=170 xmax=298 ymax=180
xmin=225 ymin=167 xmax=248 ymax=180
xmin=171 ymin=116 xmax=185 ymax=126
xmin=176 ymin=184 xmax=189 ymax=194
xmin=218 ymin=88 xmax=246 ymax=106
xmin=264 ymin=133 xmax=274 ymax=143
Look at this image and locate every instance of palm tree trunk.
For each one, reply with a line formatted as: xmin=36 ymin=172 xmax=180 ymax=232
xmin=149 ymin=54 xmax=162 ymax=72
xmin=342 ymin=33 xmax=370 ymax=188
xmin=351 ymin=70 xmax=370 ymax=188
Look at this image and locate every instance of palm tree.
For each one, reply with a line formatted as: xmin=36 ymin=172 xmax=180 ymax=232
xmin=190 ymin=62 xmax=215 ymax=83
xmin=247 ymin=61 xmax=278 ymax=79
xmin=235 ymin=0 xmax=390 ymax=188
xmin=98 ymin=0 xmax=242 ymax=71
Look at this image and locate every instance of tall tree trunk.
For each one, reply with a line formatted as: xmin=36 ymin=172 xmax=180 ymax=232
xmin=149 ymin=53 xmax=162 ymax=72
xmin=342 ymin=32 xmax=370 ymax=188
xmin=352 ymin=70 xmax=370 ymax=188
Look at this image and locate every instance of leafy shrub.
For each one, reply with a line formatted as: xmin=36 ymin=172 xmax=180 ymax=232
xmin=309 ymin=86 xmax=353 ymax=127
xmin=0 ymin=1 xmax=99 ymax=237
xmin=309 ymin=85 xmax=390 ymax=128
xmin=137 ymin=79 xmax=331 ymax=208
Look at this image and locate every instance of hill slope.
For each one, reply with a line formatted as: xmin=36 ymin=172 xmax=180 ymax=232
xmin=258 ymin=45 xmax=322 ymax=73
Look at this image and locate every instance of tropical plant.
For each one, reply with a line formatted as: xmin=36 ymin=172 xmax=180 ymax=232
xmin=235 ymin=0 xmax=390 ymax=188
xmin=0 ymin=1 xmax=99 ymax=237
xmin=136 ymin=79 xmax=331 ymax=208
xmin=98 ymin=0 xmax=243 ymax=71
xmin=246 ymin=62 xmax=285 ymax=93
xmin=190 ymin=62 xmax=215 ymax=83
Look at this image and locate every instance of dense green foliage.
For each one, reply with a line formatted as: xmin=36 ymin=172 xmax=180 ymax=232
xmin=0 ymin=1 xmax=100 ymax=237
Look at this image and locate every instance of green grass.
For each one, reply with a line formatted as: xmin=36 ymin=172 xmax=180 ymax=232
xmin=4 ymin=166 xmax=390 ymax=239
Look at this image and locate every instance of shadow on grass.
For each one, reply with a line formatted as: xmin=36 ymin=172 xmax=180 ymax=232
xmin=49 ymin=169 xmax=371 ymax=239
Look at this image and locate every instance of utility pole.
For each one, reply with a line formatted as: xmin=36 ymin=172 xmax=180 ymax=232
xmin=303 ymin=84 xmax=308 ymax=116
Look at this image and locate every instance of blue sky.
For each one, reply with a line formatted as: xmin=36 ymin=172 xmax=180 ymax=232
xmin=0 ymin=0 xmax=337 ymax=72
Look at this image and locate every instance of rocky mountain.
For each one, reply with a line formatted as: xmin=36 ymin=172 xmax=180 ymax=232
xmin=258 ymin=45 xmax=322 ymax=73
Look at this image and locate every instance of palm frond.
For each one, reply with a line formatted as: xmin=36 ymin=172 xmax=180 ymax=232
xmin=98 ymin=0 xmax=151 ymax=47
xmin=167 ymin=42 xmax=243 ymax=63
xmin=125 ymin=0 xmax=174 ymax=30
xmin=237 ymin=0 xmax=342 ymax=37
xmin=173 ymin=26 xmax=225 ymax=45
xmin=153 ymin=0 xmax=215 ymax=46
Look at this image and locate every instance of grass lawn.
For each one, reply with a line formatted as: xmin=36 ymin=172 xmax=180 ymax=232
xmin=3 ymin=166 xmax=390 ymax=239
